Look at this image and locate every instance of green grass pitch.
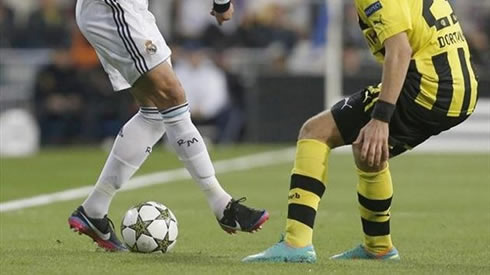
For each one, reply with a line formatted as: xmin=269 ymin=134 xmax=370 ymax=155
xmin=0 ymin=145 xmax=489 ymax=274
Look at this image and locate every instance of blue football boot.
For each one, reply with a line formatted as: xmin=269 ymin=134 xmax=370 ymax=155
xmin=242 ymin=236 xmax=316 ymax=263
xmin=330 ymin=244 xmax=400 ymax=260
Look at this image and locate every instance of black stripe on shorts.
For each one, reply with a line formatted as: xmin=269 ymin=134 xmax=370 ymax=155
xmin=113 ymin=0 xmax=149 ymax=72
xmin=104 ymin=0 xmax=148 ymax=74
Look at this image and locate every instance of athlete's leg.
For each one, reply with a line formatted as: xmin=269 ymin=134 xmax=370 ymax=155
xmin=130 ymin=61 xmax=245 ymax=222
xmin=72 ymin=75 xmax=166 ymax=251
xmin=74 ymin=0 xmax=266 ymax=244
xmin=330 ymin=86 xmax=406 ymax=260
xmin=82 ymin=98 xmax=165 ymax=218
xmin=352 ymin=145 xmax=394 ymax=255
xmin=243 ymin=87 xmax=387 ymax=262
xmin=284 ymin=111 xmax=344 ymax=247
xmin=241 ymin=111 xmax=343 ymax=262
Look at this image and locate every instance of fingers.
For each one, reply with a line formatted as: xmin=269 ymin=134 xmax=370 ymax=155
xmin=382 ymin=141 xmax=390 ymax=163
xmin=211 ymin=6 xmax=234 ymax=25
xmin=217 ymin=16 xmax=226 ymax=26
xmin=356 ymin=133 xmax=386 ymax=167
xmin=361 ymin=138 xmax=370 ymax=162
xmin=210 ymin=10 xmax=223 ymax=26
xmin=373 ymin=143 xmax=382 ymax=167
xmin=354 ymin=130 xmax=370 ymax=162
xmin=370 ymin=138 xmax=389 ymax=167
xmin=369 ymin=137 xmax=390 ymax=167
xmin=374 ymin=137 xmax=388 ymax=166
xmin=353 ymin=130 xmax=364 ymax=146
xmin=367 ymin=140 xmax=377 ymax=167
xmin=355 ymin=127 xmax=391 ymax=167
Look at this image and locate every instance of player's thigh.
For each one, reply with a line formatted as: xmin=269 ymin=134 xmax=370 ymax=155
xmin=331 ymin=85 xmax=428 ymax=158
xmin=299 ymin=111 xmax=344 ymax=149
xmin=76 ymin=0 xmax=172 ymax=93
xmin=330 ymin=85 xmax=387 ymax=171
xmin=95 ymin=52 xmax=133 ymax=92
xmin=330 ymin=85 xmax=378 ymax=145
xmin=332 ymin=84 xmax=471 ymax=160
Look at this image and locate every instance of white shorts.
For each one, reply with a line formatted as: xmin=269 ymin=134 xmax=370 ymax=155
xmin=75 ymin=0 xmax=172 ymax=91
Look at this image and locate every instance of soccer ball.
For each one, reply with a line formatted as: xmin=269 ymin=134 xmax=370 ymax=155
xmin=121 ymin=201 xmax=178 ymax=253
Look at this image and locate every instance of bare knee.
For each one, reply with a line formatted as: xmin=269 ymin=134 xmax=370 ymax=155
xmin=132 ymin=61 xmax=186 ymax=109
xmin=299 ymin=117 xmax=324 ymax=140
xmin=298 ymin=111 xmax=344 ymax=148
xmin=352 ymin=144 xmax=386 ymax=172
xmin=154 ymin=76 xmax=186 ymax=107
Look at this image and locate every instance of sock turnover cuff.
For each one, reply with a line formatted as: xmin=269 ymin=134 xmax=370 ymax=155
xmin=357 ymin=163 xmax=390 ymax=178
xmin=139 ymin=107 xmax=164 ymax=122
xmin=160 ymin=103 xmax=190 ymax=122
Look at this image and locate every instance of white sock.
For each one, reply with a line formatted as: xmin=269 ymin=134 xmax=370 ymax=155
xmin=82 ymin=108 xmax=165 ymax=218
xmin=161 ymin=103 xmax=231 ymax=219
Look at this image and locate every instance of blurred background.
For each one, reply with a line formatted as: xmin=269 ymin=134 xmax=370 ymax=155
xmin=0 ymin=0 xmax=488 ymax=156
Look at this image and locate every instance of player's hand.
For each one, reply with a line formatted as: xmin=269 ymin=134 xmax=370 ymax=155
xmin=211 ymin=3 xmax=234 ymax=26
xmin=353 ymin=119 xmax=390 ymax=167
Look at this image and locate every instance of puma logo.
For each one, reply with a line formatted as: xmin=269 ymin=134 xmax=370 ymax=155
xmin=341 ymin=98 xmax=353 ymax=110
xmin=363 ymin=90 xmax=371 ymax=103
xmin=373 ymin=18 xmax=384 ymax=25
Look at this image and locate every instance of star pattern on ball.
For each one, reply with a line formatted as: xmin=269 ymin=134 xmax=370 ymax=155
xmin=130 ymin=243 xmax=139 ymax=252
xmin=157 ymin=208 xmax=178 ymax=227
xmin=154 ymin=233 xmax=174 ymax=252
xmin=156 ymin=208 xmax=170 ymax=221
xmin=129 ymin=214 xmax=152 ymax=240
xmin=122 ymin=202 xmax=178 ymax=253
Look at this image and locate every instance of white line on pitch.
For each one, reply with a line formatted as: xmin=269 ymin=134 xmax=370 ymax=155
xmin=0 ymin=148 xmax=296 ymax=213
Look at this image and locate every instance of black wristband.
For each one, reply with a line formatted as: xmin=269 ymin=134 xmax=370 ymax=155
xmin=371 ymin=100 xmax=396 ymax=123
xmin=213 ymin=1 xmax=231 ymax=13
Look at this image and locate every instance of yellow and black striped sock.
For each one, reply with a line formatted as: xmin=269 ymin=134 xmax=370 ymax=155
xmin=285 ymin=139 xmax=329 ymax=247
xmin=357 ymin=165 xmax=393 ymax=254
